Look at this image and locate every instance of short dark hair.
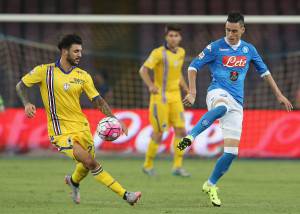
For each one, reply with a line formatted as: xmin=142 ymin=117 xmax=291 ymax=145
xmin=164 ymin=24 xmax=181 ymax=34
xmin=227 ymin=12 xmax=244 ymax=26
xmin=58 ymin=34 xmax=82 ymax=50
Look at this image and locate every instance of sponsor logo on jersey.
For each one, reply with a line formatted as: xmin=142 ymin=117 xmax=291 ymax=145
xmin=70 ymin=78 xmax=84 ymax=84
xmin=198 ymin=51 xmax=205 ymax=59
xmin=230 ymin=71 xmax=239 ymax=81
xmin=222 ymin=56 xmax=247 ymax=68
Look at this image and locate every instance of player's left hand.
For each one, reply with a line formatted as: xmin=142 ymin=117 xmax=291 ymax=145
xmin=119 ymin=120 xmax=128 ymax=136
xmin=183 ymin=93 xmax=196 ymax=107
xmin=277 ymin=94 xmax=293 ymax=112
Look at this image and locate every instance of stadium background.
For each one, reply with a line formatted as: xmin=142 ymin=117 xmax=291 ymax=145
xmin=0 ymin=0 xmax=299 ymax=158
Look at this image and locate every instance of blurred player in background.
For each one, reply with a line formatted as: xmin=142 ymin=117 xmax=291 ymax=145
xmin=178 ymin=12 xmax=293 ymax=206
xmin=16 ymin=34 xmax=141 ymax=205
xmin=139 ymin=25 xmax=190 ymax=177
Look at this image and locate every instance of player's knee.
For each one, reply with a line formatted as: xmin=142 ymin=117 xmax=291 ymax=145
xmin=82 ymin=157 xmax=98 ymax=170
xmin=224 ymin=146 xmax=239 ymax=156
xmin=151 ymin=132 xmax=163 ymax=142
xmin=213 ymin=100 xmax=229 ymax=113
xmin=174 ymin=128 xmax=186 ymax=138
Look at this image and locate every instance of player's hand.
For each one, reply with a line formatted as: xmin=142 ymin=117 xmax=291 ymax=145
xmin=183 ymin=93 xmax=196 ymax=107
xmin=277 ymin=94 xmax=293 ymax=112
xmin=24 ymin=103 xmax=36 ymax=118
xmin=148 ymin=85 xmax=159 ymax=94
xmin=119 ymin=120 xmax=128 ymax=136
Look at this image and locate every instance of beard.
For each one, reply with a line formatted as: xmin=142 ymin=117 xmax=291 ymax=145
xmin=67 ymin=55 xmax=79 ymax=66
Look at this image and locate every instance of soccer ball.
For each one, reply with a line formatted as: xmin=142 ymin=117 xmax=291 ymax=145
xmin=96 ymin=117 xmax=122 ymax=141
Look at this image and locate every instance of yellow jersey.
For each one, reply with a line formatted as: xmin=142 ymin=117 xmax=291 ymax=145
xmin=22 ymin=61 xmax=99 ymax=136
xmin=143 ymin=45 xmax=185 ymax=103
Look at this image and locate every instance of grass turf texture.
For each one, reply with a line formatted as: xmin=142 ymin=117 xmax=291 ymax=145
xmin=0 ymin=158 xmax=299 ymax=214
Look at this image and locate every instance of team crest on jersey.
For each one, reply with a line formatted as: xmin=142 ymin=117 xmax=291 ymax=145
xmin=242 ymin=46 xmax=249 ymax=53
xmin=63 ymin=83 xmax=70 ymax=91
xmin=174 ymin=60 xmax=179 ymax=66
xmin=230 ymin=71 xmax=239 ymax=81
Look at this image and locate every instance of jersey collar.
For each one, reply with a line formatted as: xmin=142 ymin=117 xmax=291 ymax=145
xmin=164 ymin=42 xmax=178 ymax=53
xmin=224 ymin=37 xmax=241 ymax=51
xmin=55 ymin=59 xmax=76 ymax=74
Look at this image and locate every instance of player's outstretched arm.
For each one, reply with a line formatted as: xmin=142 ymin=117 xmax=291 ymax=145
xmin=183 ymin=69 xmax=197 ymax=107
xmin=263 ymin=74 xmax=293 ymax=111
xmin=16 ymin=81 xmax=36 ymax=118
xmin=92 ymin=96 xmax=128 ymax=135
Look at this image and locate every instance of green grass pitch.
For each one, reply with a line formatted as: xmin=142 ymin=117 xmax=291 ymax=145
xmin=0 ymin=157 xmax=299 ymax=214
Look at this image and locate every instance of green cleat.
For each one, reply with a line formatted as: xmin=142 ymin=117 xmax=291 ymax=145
xmin=172 ymin=168 xmax=191 ymax=177
xmin=202 ymin=181 xmax=222 ymax=207
xmin=177 ymin=135 xmax=194 ymax=151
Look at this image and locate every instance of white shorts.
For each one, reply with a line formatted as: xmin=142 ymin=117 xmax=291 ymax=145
xmin=206 ymin=88 xmax=243 ymax=140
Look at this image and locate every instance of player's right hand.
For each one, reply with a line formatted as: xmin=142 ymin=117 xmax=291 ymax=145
xmin=183 ymin=93 xmax=196 ymax=107
xmin=148 ymin=85 xmax=159 ymax=94
xmin=24 ymin=103 xmax=36 ymax=118
xmin=119 ymin=120 xmax=128 ymax=136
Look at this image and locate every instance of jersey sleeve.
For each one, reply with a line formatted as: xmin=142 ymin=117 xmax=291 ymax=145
xmin=143 ymin=49 xmax=161 ymax=70
xmin=188 ymin=43 xmax=216 ymax=72
xmin=250 ymin=45 xmax=270 ymax=77
xmin=83 ymin=73 xmax=100 ymax=101
xmin=21 ymin=65 xmax=45 ymax=87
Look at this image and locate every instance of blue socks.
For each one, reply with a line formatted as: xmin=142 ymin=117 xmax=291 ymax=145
xmin=189 ymin=105 xmax=227 ymax=139
xmin=208 ymin=152 xmax=237 ymax=185
xmin=189 ymin=105 xmax=235 ymax=186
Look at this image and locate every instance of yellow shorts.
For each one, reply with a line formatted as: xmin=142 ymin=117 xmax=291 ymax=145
xmin=50 ymin=130 xmax=95 ymax=160
xmin=149 ymin=96 xmax=185 ymax=132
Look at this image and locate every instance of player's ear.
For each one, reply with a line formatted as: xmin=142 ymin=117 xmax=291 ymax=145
xmin=61 ymin=48 xmax=68 ymax=55
xmin=240 ymin=26 xmax=245 ymax=35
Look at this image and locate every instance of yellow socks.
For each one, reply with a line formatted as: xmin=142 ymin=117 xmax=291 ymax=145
xmin=71 ymin=162 xmax=89 ymax=184
xmin=173 ymin=137 xmax=185 ymax=169
xmin=143 ymin=139 xmax=159 ymax=169
xmin=92 ymin=166 xmax=126 ymax=197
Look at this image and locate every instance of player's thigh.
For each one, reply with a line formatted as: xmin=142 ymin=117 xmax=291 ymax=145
xmin=73 ymin=131 xmax=95 ymax=158
xmin=169 ymin=101 xmax=185 ymax=129
xmin=206 ymin=89 xmax=230 ymax=110
xmin=220 ymin=108 xmax=243 ymax=140
xmin=51 ymin=131 xmax=95 ymax=160
xmin=149 ymin=101 xmax=169 ymax=132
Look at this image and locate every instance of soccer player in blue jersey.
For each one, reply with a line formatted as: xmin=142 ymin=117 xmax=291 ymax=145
xmin=177 ymin=12 xmax=293 ymax=207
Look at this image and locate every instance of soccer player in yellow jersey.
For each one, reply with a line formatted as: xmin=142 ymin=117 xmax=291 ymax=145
xmin=16 ymin=34 xmax=141 ymax=205
xmin=139 ymin=25 xmax=190 ymax=177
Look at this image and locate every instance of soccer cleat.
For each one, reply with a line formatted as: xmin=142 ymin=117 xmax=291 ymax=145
xmin=142 ymin=167 xmax=156 ymax=176
xmin=172 ymin=168 xmax=191 ymax=177
xmin=64 ymin=175 xmax=80 ymax=204
xmin=177 ymin=135 xmax=193 ymax=151
xmin=202 ymin=181 xmax=221 ymax=207
xmin=125 ymin=191 xmax=142 ymax=206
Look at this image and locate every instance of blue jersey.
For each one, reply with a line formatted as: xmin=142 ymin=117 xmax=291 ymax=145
xmin=189 ymin=37 xmax=269 ymax=105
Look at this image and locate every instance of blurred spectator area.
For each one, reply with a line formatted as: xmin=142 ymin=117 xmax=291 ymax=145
xmin=0 ymin=0 xmax=299 ymax=109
